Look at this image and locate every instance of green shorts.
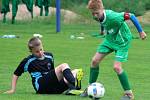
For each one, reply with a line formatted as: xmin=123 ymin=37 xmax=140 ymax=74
xmin=97 ymin=40 xmax=130 ymax=62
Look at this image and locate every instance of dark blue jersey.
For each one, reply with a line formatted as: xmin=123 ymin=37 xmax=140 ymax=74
xmin=14 ymin=52 xmax=54 ymax=89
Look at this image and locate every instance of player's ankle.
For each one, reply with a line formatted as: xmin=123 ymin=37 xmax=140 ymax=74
xmin=124 ymin=90 xmax=134 ymax=100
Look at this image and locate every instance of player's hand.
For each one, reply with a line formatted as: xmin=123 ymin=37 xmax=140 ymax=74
xmin=139 ymin=31 xmax=147 ymax=40
xmin=3 ymin=89 xmax=15 ymax=94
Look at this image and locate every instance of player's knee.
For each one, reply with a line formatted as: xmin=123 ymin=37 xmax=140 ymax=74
xmin=60 ymin=63 xmax=70 ymax=71
xmin=92 ymin=59 xmax=99 ymax=67
xmin=113 ymin=64 xmax=122 ymax=74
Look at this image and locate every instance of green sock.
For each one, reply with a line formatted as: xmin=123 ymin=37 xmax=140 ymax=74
xmin=40 ymin=7 xmax=43 ymax=16
xmin=89 ymin=66 xmax=99 ymax=84
xmin=31 ymin=11 xmax=33 ymax=18
xmin=12 ymin=16 xmax=15 ymax=24
xmin=3 ymin=14 xmax=6 ymax=23
xmin=45 ymin=7 xmax=49 ymax=16
xmin=3 ymin=16 xmax=6 ymax=23
xmin=118 ymin=71 xmax=131 ymax=90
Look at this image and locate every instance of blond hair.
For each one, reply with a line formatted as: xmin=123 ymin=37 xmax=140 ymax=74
xmin=28 ymin=37 xmax=42 ymax=51
xmin=87 ymin=0 xmax=104 ymax=11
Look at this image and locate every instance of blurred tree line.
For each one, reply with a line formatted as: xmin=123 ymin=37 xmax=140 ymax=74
xmin=103 ymin=0 xmax=150 ymax=16
xmin=0 ymin=0 xmax=150 ymax=16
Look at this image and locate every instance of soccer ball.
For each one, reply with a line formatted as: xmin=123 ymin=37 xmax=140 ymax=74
xmin=87 ymin=82 xmax=105 ymax=99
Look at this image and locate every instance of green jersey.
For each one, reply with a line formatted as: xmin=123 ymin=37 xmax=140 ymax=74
xmin=101 ymin=10 xmax=132 ymax=48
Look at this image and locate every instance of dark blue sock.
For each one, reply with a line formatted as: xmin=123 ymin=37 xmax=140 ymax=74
xmin=63 ymin=69 xmax=75 ymax=89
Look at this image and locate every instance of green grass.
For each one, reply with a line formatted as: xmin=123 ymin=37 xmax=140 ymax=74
xmin=0 ymin=21 xmax=150 ymax=100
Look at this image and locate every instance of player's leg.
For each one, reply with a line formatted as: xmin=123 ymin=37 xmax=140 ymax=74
xmin=71 ymin=69 xmax=84 ymax=90
xmin=12 ymin=0 xmax=19 ymax=24
xmin=44 ymin=6 xmax=49 ymax=16
xmin=43 ymin=0 xmax=49 ymax=16
xmin=80 ymin=52 xmax=108 ymax=97
xmin=60 ymin=68 xmax=84 ymax=90
xmin=114 ymin=50 xmax=134 ymax=100
xmin=89 ymin=42 xmax=113 ymax=84
xmin=3 ymin=13 xmax=6 ymax=23
xmin=40 ymin=6 xmax=43 ymax=16
xmin=35 ymin=0 xmax=43 ymax=16
xmin=81 ymin=43 xmax=112 ymax=97
xmin=55 ymin=63 xmax=84 ymax=95
xmin=89 ymin=52 xmax=108 ymax=84
xmin=37 ymin=69 xmax=68 ymax=94
xmin=22 ymin=0 xmax=33 ymax=18
xmin=37 ymin=63 xmax=76 ymax=94
xmin=1 ymin=0 xmax=10 ymax=23
xmin=55 ymin=63 xmax=76 ymax=89
xmin=114 ymin=61 xmax=131 ymax=91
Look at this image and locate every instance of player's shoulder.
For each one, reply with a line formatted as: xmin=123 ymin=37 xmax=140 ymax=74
xmin=105 ymin=9 xmax=124 ymax=20
xmin=19 ymin=55 xmax=34 ymax=64
xmin=105 ymin=9 xmax=120 ymax=16
xmin=105 ymin=9 xmax=113 ymax=13
xmin=27 ymin=54 xmax=35 ymax=59
xmin=44 ymin=52 xmax=52 ymax=55
xmin=44 ymin=52 xmax=53 ymax=56
xmin=106 ymin=9 xmax=124 ymax=15
xmin=24 ymin=55 xmax=36 ymax=61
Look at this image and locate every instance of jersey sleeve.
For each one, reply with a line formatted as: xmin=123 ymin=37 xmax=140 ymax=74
xmin=14 ymin=58 xmax=28 ymax=76
xmin=123 ymin=12 xmax=143 ymax=33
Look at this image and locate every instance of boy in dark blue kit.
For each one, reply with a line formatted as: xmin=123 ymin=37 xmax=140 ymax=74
xmin=4 ymin=37 xmax=83 ymax=95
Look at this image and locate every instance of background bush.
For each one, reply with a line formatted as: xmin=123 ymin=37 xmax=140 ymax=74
xmin=103 ymin=0 xmax=146 ymax=16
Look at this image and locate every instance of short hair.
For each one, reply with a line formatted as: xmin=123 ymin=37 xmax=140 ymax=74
xmin=87 ymin=0 xmax=104 ymax=11
xmin=28 ymin=37 xmax=42 ymax=51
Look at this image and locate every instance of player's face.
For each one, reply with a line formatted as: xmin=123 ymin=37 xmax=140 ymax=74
xmin=31 ymin=46 xmax=44 ymax=58
xmin=91 ymin=10 xmax=103 ymax=21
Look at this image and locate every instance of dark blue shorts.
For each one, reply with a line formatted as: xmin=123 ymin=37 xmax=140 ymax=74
xmin=36 ymin=70 xmax=68 ymax=94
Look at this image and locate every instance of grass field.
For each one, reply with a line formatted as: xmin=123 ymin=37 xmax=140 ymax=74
xmin=0 ymin=20 xmax=150 ymax=100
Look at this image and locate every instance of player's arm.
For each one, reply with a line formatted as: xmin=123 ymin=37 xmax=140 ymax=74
xmin=124 ymin=12 xmax=147 ymax=40
xmin=4 ymin=74 xmax=19 ymax=94
xmin=100 ymin=25 xmax=104 ymax=35
xmin=4 ymin=58 xmax=27 ymax=94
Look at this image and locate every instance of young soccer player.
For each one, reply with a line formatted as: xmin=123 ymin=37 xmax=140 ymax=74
xmin=35 ymin=0 xmax=50 ymax=16
xmin=1 ymin=0 xmax=33 ymax=24
xmin=81 ymin=0 xmax=147 ymax=100
xmin=4 ymin=37 xmax=83 ymax=95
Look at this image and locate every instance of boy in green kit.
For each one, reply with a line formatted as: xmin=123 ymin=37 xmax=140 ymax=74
xmin=1 ymin=0 xmax=33 ymax=24
xmin=1 ymin=0 xmax=10 ymax=23
xmin=35 ymin=0 xmax=50 ymax=16
xmin=81 ymin=0 xmax=147 ymax=100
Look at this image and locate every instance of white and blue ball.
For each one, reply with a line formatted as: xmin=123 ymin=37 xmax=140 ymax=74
xmin=87 ymin=82 xmax=105 ymax=99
